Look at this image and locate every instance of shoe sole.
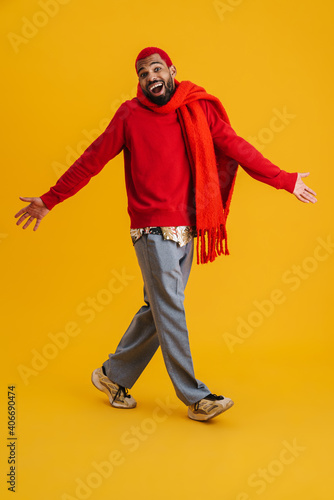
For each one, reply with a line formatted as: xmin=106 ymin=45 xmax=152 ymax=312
xmin=91 ymin=369 xmax=136 ymax=409
xmin=188 ymin=404 xmax=225 ymax=422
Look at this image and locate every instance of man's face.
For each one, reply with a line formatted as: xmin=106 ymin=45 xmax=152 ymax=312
xmin=137 ymin=53 xmax=177 ymax=105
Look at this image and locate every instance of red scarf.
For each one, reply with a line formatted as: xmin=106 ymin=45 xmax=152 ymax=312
xmin=137 ymin=80 xmax=238 ymax=264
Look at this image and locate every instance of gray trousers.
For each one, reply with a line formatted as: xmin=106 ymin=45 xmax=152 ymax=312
xmin=103 ymin=234 xmax=211 ymax=406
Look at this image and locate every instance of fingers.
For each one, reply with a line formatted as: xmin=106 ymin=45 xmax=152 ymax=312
xmin=14 ymin=206 xmax=30 ymax=218
xmin=15 ymin=197 xmax=44 ymax=230
xmin=15 ymin=197 xmax=33 ymax=218
xmin=16 ymin=212 xmax=41 ymax=230
xmin=305 ymin=186 xmax=317 ymax=197
xmin=296 ymin=194 xmax=309 ymax=203
xmin=293 ymin=174 xmax=317 ymax=204
xmin=19 ymin=196 xmax=34 ymax=202
xmin=295 ymin=190 xmax=317 ymax=203
xmin=16 ymin=212 xmax=31 ymax=227
xmin=22 ymin=217 xmax=34 ymax=230
xmin=301 ymin=184 xmax=317 ymax=202
xmin=33 ymin=219 xmax=41 ymax=231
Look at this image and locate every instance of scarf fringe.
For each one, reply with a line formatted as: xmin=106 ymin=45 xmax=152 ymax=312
xmin=196 ymin=224 xmax=229 ymax=264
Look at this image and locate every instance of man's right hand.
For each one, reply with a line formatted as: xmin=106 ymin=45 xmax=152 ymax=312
xmin=15 ymin=197 xmax=50 ymax=231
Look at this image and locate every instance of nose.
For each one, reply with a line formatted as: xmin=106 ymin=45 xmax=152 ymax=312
xmin=146 ymin=75 xmax=159 ymax=89
xmin=146 ymin=69 xmax=160 ymax=81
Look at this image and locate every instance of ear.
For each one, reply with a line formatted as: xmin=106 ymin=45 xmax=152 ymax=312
xmin=169 ymin=65 xmax=177 ymax=77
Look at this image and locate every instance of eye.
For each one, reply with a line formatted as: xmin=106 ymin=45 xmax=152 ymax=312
xmin=139 ymin=72 xmax=148 ymax=78
xmin=154 ymin=67 xmax=161 ymax=72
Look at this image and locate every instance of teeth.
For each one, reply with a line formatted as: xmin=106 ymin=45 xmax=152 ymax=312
xmin=150 ymin=83 xmax=163 ymax=90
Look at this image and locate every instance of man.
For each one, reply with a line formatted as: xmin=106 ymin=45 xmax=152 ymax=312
xmin=15 ymin=47 xmax=317 ymax=422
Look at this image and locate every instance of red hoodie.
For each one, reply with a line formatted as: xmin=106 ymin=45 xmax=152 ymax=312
xmin=41 ymin=98 xmax=297 ymax=227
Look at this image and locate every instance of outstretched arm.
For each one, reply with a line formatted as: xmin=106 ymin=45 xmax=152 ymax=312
xmin=15 ymin=103 xmax=127 ymax=227
xmin=15 ymin=197 xmax=50 ymax=231
xmin=293 ymin=172 xmax=317 ymax=203
xmin=203 ymin=101 xmax=318 ymax=200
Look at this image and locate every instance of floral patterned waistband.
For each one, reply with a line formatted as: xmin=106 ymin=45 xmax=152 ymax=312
xmin=130 ymin=226 xmax=196 ymax=247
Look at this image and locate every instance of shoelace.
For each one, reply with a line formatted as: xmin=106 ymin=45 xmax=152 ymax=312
xmin=113 ymin=386 xmax=131 ymax=403
xmin=211 ymin=393 xmax=224 ymax=400
xmin=101 ymin=373 xmax=131 ymax=403
xmin=205 ymin=393 xmax=224 ymax=401
xmin=194 ymin=393 xmax=225 ymax=410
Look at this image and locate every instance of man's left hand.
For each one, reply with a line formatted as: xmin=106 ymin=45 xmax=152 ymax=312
xmin=293 ymin=173 xmax=317 ymax=203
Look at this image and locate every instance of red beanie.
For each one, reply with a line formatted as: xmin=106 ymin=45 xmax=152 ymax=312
xmin=135 ymin=47 xmax=173 ymax=73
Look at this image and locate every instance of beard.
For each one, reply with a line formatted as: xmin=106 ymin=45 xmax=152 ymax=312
xmin=143 ymin=74 xmax=175 ymax=106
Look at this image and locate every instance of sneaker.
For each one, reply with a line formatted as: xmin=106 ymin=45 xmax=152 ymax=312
xmin=188 ymin=398 xmax=224 ymax=422
xmin=204 ymin=393 xmax=234 ymax=412
xmin=188 ymin=393 xmax=234 ymax=422
xmin=91 ymin=367 xmax=137 ymax=409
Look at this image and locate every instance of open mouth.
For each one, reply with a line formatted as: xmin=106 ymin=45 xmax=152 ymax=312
xmin=149 ymin=82 xmax=164 ymax=96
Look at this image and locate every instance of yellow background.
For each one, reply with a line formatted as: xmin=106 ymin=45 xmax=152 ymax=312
xmin=1 ymin=0 xmax=333 ymax=498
